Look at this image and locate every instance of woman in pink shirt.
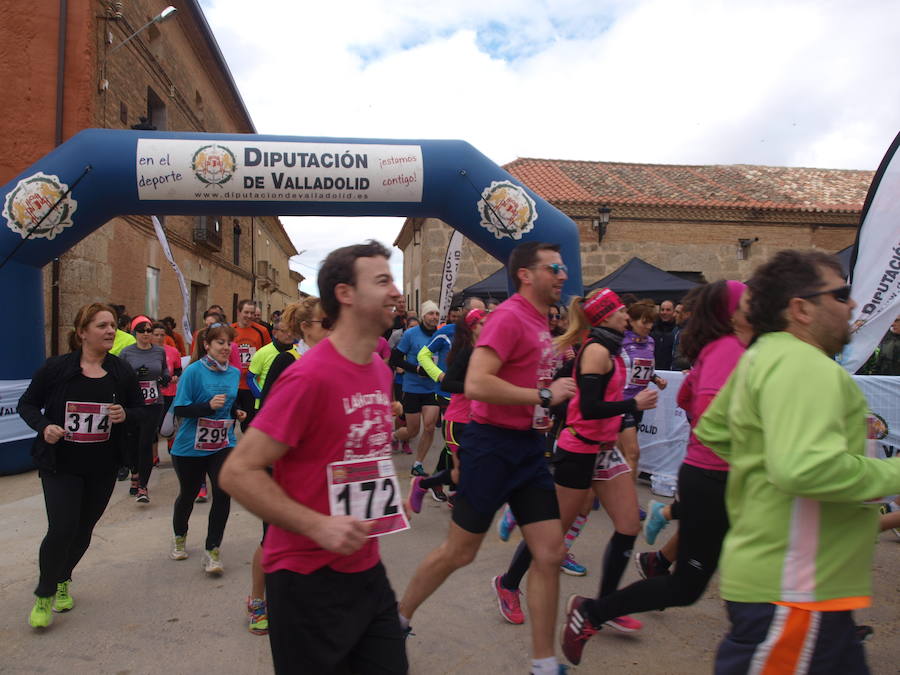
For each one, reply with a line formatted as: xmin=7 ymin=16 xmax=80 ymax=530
xmin=562 ymin=280 xmax=752 ymax=667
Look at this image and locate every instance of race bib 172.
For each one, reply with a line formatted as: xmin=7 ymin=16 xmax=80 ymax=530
xmin=327 ymin=457 xmax=410 ymax=537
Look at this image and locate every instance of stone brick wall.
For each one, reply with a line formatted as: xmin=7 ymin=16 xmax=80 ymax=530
xmin=0 ymin=1 xmax=300 ymax=355
xmin=399 ymin=203 xmax=858 ymax=310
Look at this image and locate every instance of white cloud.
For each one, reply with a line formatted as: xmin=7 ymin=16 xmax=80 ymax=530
xmin=201 ymin=0 xmax=900 ymax=291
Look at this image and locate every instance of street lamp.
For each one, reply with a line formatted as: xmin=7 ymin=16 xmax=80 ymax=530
xmin=98 ymin=6 xmax=178 ymax=91
xmin=592 ymin=206 xmax=611 ymax=244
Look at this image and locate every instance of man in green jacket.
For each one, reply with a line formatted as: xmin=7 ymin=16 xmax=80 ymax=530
xmin=696 ymin=249 xmax=900 ymax=674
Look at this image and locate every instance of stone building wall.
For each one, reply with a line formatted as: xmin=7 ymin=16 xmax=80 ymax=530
xmin=398 ymin=204 xmax=858 ymax=311
xmin=1 ymin=1 xmax=299 ymax=354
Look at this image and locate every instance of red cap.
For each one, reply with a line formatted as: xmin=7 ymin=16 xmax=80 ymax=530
xmin=583 ymin=289 xmax=624 ymax=326
xmin=465 ymin=308 xmax=488 ymax=328
xmin=130 ymin=315 xmax=152 ymax=331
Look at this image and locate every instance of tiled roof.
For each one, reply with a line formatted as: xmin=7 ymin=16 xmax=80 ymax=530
xmin=504 ymin=158 xmax=873 ymax=213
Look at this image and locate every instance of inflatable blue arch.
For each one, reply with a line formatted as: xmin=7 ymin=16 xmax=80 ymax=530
xmin=0 ymin=129 xmax=582 ymax=473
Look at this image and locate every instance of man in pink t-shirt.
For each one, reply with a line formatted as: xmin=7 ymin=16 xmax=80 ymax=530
xmin=221 ymin=241 xmax=408 ymax=675
xmin=398 ymin=242 xmax=577 ymax=675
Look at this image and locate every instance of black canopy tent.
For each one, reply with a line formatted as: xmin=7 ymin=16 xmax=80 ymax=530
xmin=455 ymin=266 xmax=510 ymax=303
xmin=836 ymin=245 xmax=853 ymax=277
xmin=585 ymin=257 xmax=700 ymax=304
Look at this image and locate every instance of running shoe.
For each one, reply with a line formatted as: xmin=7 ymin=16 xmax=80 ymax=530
xmin=203 ymin=548 xmax=224 ymax=575
xmin=195 ymin=484 xmax=208 ymax=503
xmin=136 ymin=487 xmax=150 ymax=504
xmin=492 ymin=574 xmax=525 ymax=624
xmin=497 ymin=505 xmax=516 ymax=542
xmin=407 ymin=476 xmax=427 ymax=514
xmin=634 ymin=551 xmax=670 ymax=580
xmin=170 ymin=535 xmax=188 ymax=561
xmin=391 ymin=439 xmax=400 ymax=453
xmin=129 ymin=474 xmax=139 ymax=496
xmin=880 ymin=502 xmax=900 ymax=539
xmin=430 ymin=485 xmax=447 ymax=502
xmin=402 ymin=625 xmax=415 ymax=640
xmin=446 ymin=493 xmax=456 ymax=509
xmin=855 ymin=625 xmax=874 ymax=642
xmin=402 ymin=441 xmax=413 ymax=455
xmin=53 ymin=580 xmax=73 ymax=613
xmin=643 ymin=500 xmax=668 ymax=545
xmin=152 ymin=455 xmax=160 ymax=467
xmin=604 ymin=615 xmax=643 ymax=633
xmin=410 ymin=462 xmax=427 ymax=477
xmin=28 ymin=596 xmax=53 ymax=628
xmin=116 ymin=466 xmax=129 ymax=481
xmin=638 ymin=506 xmax=647 ymax=522
xmin=247 ymin=597 xmax=268 ymax=635
xmin=561 ymin=595 xmax=598 ymax=665
xmin=560 ymin=553 xmax=587 ymax=576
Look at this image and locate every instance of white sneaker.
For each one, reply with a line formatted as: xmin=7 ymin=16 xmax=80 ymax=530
xmin=203 ymin=548 xmax=224 ymax=575
xmin=170 ymin=535 xmax=188 ymax=561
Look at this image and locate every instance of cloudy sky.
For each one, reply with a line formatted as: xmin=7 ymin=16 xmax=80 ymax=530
xmin=199 ymin=0 xmax=900 ymax=294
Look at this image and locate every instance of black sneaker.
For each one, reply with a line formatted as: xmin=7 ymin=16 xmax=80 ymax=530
xmin=634 ymin=552 xmax=670 ymax=579
xmin=430 ymin=486 xmax=447 ymax=502
xmin=117 ymin=467 xmax=129 ymax=481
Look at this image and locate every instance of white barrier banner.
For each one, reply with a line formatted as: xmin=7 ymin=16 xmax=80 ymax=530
xmin=638 ymin=371 xmax=900 ymax=485
xmin=0 ymin=380 xmax=39 ymax=443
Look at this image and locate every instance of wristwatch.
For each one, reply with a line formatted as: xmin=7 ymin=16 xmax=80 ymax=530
xmin=538 ymin=387 xmax=553 ymax=408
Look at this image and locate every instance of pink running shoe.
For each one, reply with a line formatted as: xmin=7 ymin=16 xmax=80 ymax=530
xmin=407 ymin=476 xmax=427 ymax=514
xmin=492 ymin=574 xmax=524 ymax=624
xmin=603 ymin=615 xmax=643 ymax=633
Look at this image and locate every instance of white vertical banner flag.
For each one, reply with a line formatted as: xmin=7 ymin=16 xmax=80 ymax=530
xmin=151 ymin=216 xmax=193 ymax=346
xmin=839 ymin=131 xmax=900 ymax=373
xmin=438 ymin=230 xmax=464 ymax=322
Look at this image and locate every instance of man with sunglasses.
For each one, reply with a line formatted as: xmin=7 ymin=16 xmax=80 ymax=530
xmin=694 ymin=250 xmax=900 ymax=674
xmin=399 ymin=241 xmax=576 ymax=675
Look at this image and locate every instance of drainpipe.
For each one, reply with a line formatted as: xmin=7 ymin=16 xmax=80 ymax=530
xmin=51 ymin=0 xmax=68 ymax=355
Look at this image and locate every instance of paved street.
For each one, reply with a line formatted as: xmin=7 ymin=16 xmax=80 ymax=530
xmin=1 ymin=435 xmax=898 ymax=674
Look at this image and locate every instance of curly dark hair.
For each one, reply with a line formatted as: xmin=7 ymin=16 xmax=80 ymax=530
xmin=318 ymin=240 xmax=392 ymax=322
xmin=747 ymin=250 xmax=843 ymax=336
xmin=678 ymin=281 xmax=733 ymax=363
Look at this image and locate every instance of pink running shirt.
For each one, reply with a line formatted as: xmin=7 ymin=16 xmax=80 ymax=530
xmin=470 ymin=294 xmax=558 ymax=430
xmin=677 ymin=334 xmax=745 ymax=471
xmin=252 ymin=338 xmax=394 ymax=574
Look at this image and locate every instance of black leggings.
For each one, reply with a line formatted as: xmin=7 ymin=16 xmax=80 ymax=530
xmin=584 ymin=463 xmax=729 ymax=626
xmin=171 ymin=448 xmax=232 ymax=550
xmin=129 ymin=404 xmax=162 ymax=488
xmin=36 ymin=468 xmax=117 ymax=596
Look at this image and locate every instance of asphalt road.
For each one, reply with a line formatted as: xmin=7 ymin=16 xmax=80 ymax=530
xmin=1 ymin=435 xmax=898 ymax=674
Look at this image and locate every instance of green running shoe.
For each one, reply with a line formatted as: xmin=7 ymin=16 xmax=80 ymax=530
xmin=53 ymin=580 xmax=74 ymax=612
xmin=247 ymin=597 xmax=268 ymax=635
xmin=203 ymin=548 xmax=224 ymax=575
xmin=29 ymin=595 xmax=53 ymax=628
xmin=170 ymin=535 xmax=188 ymax=561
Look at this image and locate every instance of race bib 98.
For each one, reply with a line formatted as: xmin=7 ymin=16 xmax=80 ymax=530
xmin=139 ymin=379 xmax=159 ymax=405
xmin=194 ymin=417 xmax=233 ymax=451
xmin=327 ymin=457 xmax=409 ymax=537
xmin=64 ymin=401 xmax=111 ymax=443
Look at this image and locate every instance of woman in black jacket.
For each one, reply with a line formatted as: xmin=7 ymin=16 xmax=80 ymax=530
xmin=18 ymin=303 xmax=143 ymax=629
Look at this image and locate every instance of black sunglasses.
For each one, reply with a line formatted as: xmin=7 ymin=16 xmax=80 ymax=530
xmin=797 ymin=285 xmax=852 ymax=304
xmin=134 ymin=328 xmax=153 ymax=334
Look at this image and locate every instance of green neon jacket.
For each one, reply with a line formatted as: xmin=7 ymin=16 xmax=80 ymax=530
xmin=695 ymin=331 xmax=900 ymax=604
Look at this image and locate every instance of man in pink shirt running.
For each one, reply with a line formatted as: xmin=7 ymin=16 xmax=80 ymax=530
xmin=221 ymin=240 xmax=408 ymax=674
xmin=398 ymin=242 xmax=577 ymax=675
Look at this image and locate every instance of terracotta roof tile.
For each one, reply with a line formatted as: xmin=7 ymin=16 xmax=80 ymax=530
xmin=504 ymin=158 xmax=873 ymax=213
